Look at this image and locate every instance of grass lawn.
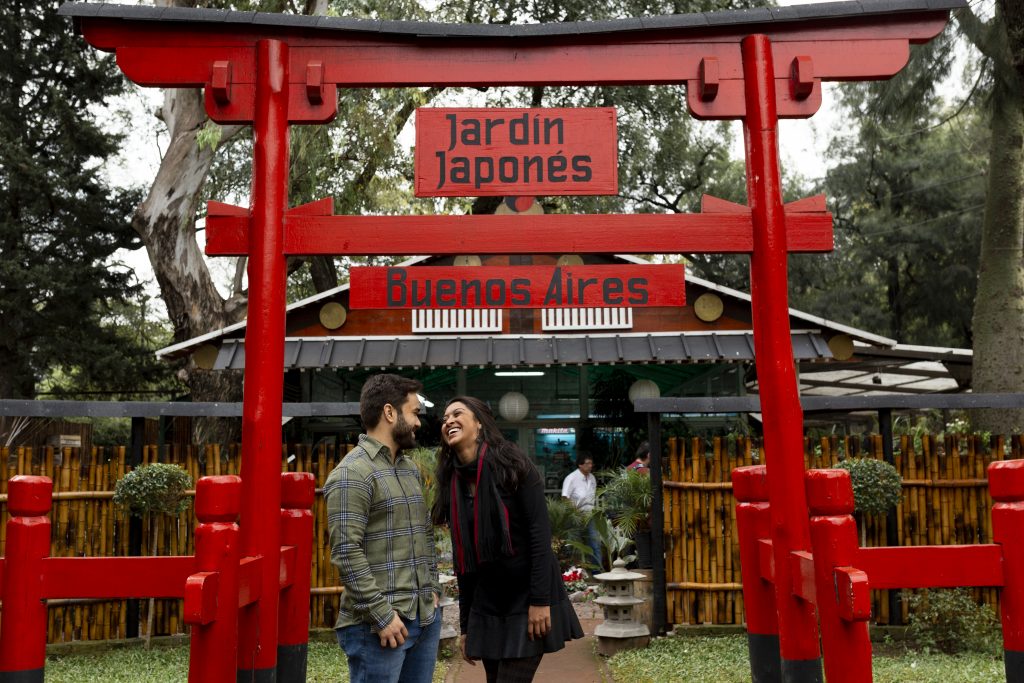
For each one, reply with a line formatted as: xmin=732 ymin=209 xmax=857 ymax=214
xmin=44 ymin=640 xmax=451 ymax=683
xmin=607 ymin=634 xmax=1004 ymax=683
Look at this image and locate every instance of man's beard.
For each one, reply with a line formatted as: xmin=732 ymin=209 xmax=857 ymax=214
xmin=393 ymin=412 xmax=418 ymax=451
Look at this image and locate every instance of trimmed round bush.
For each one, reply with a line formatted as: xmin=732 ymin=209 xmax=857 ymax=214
xmin=835 ymin=457 xmax=902 ymax=516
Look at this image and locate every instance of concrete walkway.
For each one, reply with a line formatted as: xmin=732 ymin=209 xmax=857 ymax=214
xmin=446 ymin=618 xmax=609 ymax=683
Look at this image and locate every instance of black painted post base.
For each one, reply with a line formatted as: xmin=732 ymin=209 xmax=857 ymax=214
xmin=0 ymin=669 xmax=45 ymax=683
xmin=237 ymin=667 xmax=277 ymax=683
xmin=748 ymin=632 xmax=782 ymax=683
xmin=1005 ymin=649 xmax=1024 ymax=683
xmin=781 ymin=657 xmax=824 ymax=683
xmin=277 ymin=643 xmax=309 ymax=683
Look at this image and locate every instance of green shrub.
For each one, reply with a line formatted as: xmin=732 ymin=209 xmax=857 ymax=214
xmin=908 ymin=589 xmax=1001 ymax=655
xmin=546 ymin=496 xmax=589 ymax=568
xmin=599 ymin=468 xmax=653 ymax=536
xmin=113 ymin=463 xmax=192 ymax=517
xmin=835 ymin=458 xmax=902 ymax=516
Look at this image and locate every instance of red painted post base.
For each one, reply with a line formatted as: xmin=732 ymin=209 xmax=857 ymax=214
xmin=990 ymin=459 xmax=1024 ymax=683
xmin=277 ymin=472 xmax=316 ymax=683
xmin=733 ymin=466 xmax=782 ymax=683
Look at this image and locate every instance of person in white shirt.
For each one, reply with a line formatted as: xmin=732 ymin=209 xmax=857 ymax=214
xmin=561 ymin=454 xmax=601 ymax=568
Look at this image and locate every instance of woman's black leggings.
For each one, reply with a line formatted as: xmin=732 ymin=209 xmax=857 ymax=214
xmin=481 ymin=654 xmax=544 ymax=683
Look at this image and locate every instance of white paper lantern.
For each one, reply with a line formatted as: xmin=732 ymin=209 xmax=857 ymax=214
xmin=498 ymin=391 xmax=530 ymax=422
xmin=628 ymin=379 xmax=661 ymax=403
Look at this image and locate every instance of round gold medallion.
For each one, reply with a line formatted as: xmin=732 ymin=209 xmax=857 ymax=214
xmin=319 ymin=302 xmax=348 ymax=330
xmin=693 ymin=293 xmax=724 ymax=322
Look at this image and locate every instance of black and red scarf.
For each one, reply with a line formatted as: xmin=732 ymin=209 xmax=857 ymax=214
xmin=450 ymin=442 xmax=515 ymax=575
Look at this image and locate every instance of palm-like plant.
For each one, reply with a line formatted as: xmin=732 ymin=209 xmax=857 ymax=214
xmin=598 ymin=468 xmax=653 ymax=537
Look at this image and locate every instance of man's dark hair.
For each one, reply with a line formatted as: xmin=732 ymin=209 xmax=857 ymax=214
xmin=635 ymin=441 xmax=651 ymax=462
xmin=359 ymin=374 xmax=423 ymax=429
xmin=575 ymin=452 xmax=594 ymax=467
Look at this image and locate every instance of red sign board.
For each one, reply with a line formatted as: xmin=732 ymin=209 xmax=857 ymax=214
xmin=414 ymin=107 xmax=618 ymax=197
xmin=349 ymin=264 xmax=684 ymax=309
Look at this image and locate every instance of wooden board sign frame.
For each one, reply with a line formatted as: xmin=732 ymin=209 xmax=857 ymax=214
xmin=414 ymin=107 xmax=618 ymax=197
xmin=349 ymin=264 xmax=685 ymax=309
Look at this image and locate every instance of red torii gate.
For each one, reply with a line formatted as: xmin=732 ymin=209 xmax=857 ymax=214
xmin=0 ymin=1 xmax=987 ymax=681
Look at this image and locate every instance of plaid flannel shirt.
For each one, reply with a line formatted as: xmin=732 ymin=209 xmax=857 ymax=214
xmin=325 ymin=434 xmax=440 ymax=630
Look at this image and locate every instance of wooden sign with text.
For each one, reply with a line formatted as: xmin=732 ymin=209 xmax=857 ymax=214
xmin=415 ymin=107 xmax=618 ymax=197
xmin=349 ymin=264 xmax=684 ymax=309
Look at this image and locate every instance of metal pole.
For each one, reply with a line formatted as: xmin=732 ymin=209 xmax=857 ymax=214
xmin=237 ymin=38 xmax=289 ymax=682
xmin=648 ymin=411 xmax=667 ymax=636
xmin=879 ymin=408 xmax=900 ymax=625
xmin=741 ymin=34 xmax=822 ymax=682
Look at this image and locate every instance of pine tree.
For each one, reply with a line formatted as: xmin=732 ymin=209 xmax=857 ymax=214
xmin=0 ymin=0 xmax=149 ymax=398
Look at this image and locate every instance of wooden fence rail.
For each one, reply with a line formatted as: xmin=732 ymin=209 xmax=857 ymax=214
xmin=662 ymin=433 xmax=1024 ymax=627
xmin=2 ymin=432 xmax=1022 ymax=642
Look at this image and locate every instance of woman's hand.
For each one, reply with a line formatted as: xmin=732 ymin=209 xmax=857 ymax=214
xmin=460 ymin=634 xmax=477 ymax=665
xmin=527 ymin=605 xmax=551 ymax=640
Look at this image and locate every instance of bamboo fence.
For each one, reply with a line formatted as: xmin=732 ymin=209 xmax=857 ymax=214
xmin=2 ymin=432 xmax=1022 ymax=642
xmin=662 ymin=433 xmax=1024 ymax=627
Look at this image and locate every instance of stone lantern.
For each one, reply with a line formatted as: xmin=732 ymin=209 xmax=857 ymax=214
xmin=594 ymin=558 xmax=651 ymax=655
xmin=438 ymin=574 xmax=458 ymax=649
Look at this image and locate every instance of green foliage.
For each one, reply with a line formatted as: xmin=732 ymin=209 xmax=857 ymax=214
xmin=546 ymin=496 xmax=589 ymax=568
xmin=608 ymin=633 xmax=1004 ymax=683
xmin=591 ymin=513 xmax=636 ymax=567
xmin=0 ymin=0 xmax=157 ymax=399
xmin=908 ymin=589 xmax=1002 ymax=655
xmin=404 ymin=447 xmax=437 ymax=512
xmin=836 ymin=458 xmax=903 ymax=516
xmin=43 ymin=640 xmax=449 ymax=682
xmin=599 ymin=468 xmax=653 ymax=536
xmin=113 ymin=464 xmax=192 ymax=518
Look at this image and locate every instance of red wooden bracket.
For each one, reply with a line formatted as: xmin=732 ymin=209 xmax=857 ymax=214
xmin=700 ymin=193 xmax=827 ymax=214
xmin=279 ymin=545 xmax=296 ymax=590
xmin=238 ymin=555 xmax=263 ymax=608
xmin=834 ymin=567 xmax=871 ymax=622
xmin=758 ymin=538 xmax=775 ymax=583
xmin=211 ymin=61 xmax=232 ymax=105
xmin=790 ymin=56 xmax=815 ymax=100
xmin=184 ymin=571 xmax=220 ymax=626
xmin=790 ymin=550 xmax=816 ymax=603
xmin=855 ymin=544 xmax=1005 ymax=589
xmin=699 ymin=57 xmax=719 ymax=101
xmin=306 ymin=60 xmax=324 ymax=105
xmin=732 ymin=464 xmax=769 ymax=503
xmin=42 ymin=556 xmax=195 ymax=599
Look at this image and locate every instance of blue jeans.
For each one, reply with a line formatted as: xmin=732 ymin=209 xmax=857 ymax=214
xmin=337 ymin=608 xmax=441 ymax=683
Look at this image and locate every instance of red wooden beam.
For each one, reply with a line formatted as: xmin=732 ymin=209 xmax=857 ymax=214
xmin=238 ymin=555 xmax=264 ymax=608
xmin=205 ymin=210 xmax=833 ymax=256
xmin=279 ymin=545 xmax=296 ymax=590
xmin=42 ymin=557 xmax=196 ymax=599
xmin=790 ymin=550 xmax=816 ymax=603
xmin=854 ymin=545 xmax=1005 ymax=589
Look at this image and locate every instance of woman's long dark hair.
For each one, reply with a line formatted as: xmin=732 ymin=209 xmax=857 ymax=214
xmin=431 ymin=395 xmax=534 ymax=525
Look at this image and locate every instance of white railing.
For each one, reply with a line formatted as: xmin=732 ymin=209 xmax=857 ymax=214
xmin=412 ymin=309 xmax=503 ymax=333
xmin=541 ymin=307 xmax=633 ymax=331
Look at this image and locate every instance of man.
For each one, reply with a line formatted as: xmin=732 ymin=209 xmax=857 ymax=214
xmin=561 ymin=452 xmax=601 ymax=568
xmin=627 ymin=441 xmax=651 ymax=475
xmin=325 ymin=374 xmax=441 ymax=683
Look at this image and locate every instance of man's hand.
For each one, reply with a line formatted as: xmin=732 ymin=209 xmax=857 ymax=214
xmin=460 ymin=634 xmax=477 ymax=665
xmin=434 ymin=592 xmax=440 ymax=609
xmin=378 ymin=612 xmax=408 ymax=648
xmin=527 ymin=605 xmax=551 ymax=640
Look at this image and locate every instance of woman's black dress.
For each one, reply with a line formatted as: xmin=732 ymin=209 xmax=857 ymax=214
xmin=455 ymin=465 xmax=584 ymax=660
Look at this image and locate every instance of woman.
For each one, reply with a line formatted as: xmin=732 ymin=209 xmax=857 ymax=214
xmin=433 ymin=396 xmax=583 ymax=682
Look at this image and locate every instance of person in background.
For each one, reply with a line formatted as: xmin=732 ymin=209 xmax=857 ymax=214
xmin=433 ymin=396 xmax=583 ymax=683
xmin=561 ymin=452 xmax=602 ymax=569
xmin=627 ymin=441 xmax=651 ymax=475
xmin=324 ymin=374 xmax=441 ymax=683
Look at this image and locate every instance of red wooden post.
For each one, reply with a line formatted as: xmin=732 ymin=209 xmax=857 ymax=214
xmin=805 ymin=469 xmax=873 ymax=683
xmin=186 ymin=475 xmax=243 ymax=683
xmin=741 ymin=33 xmax=822 ymax=682
xmin=237 ymin=37 xmax=290 ymax=682
xmin=0 ymin=476 xmax=52 ymax=682
xmin=989 ymin=459 xmax=1024 ymax=683
xmin=277 ymin=472 xmax=316 ymax=682
xmin=733 ymin=465 xmax=781 ymax=683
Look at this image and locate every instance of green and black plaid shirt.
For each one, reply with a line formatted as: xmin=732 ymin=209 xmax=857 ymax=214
xmin=325 ymin=434 xmax=439 ymax=630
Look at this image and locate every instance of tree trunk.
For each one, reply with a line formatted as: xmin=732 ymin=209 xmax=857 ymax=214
xmin=969 ymin=50 xmax=1024 ymax=434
